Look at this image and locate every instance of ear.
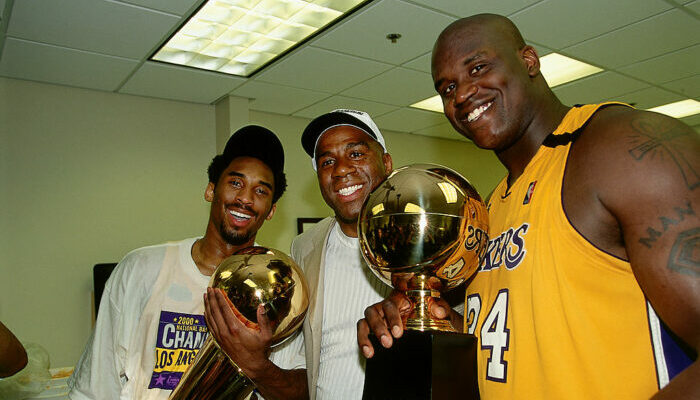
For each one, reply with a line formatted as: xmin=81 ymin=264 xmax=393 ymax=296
xmin=265 ymin=204 xmax=277 ymax=221
xmin=204 ymin=182 xmax=215 ymax=202
xmin=382 ymin=153 xmax=393 ymax=175
xmin=521 ymin=45 xmax=540 ymax=77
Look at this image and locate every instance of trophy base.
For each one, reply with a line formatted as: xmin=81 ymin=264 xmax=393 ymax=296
xmin=362 ymin=330 xmax=479 ymax=400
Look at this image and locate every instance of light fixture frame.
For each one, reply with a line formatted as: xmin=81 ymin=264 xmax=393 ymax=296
xmin=148 ymin=0 xmax=374 ymax=78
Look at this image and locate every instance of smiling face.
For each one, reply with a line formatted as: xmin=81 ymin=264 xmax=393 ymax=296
xmin=205 ymin=156 xmax=276 ymax=247
xmin=431 ymin=16 xmax=539 ymax=152
xmin=315 ymin=126 xmax=392 ymax=236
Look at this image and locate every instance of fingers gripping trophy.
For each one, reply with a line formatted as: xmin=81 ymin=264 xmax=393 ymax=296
xmin=170 ymin=247 xmax=309 ymax=400
xmin=358 ymin=164 xmax=488 ymax=399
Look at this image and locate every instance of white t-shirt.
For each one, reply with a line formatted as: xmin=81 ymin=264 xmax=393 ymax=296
xmin=69 ymin=238 xmax=209 ymax=400
xmin=315 ymin=223 xmax=391 ymax=400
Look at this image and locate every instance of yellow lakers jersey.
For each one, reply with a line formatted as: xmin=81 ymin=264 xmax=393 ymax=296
xmin=465 ymin=103 xmax=691 ymax=399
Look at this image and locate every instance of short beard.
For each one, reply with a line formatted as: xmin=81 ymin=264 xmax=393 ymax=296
xmin=335 ymin=212 xmax=359 ymax=228
xmin=219 ymin=221 xmax=253 ymax=246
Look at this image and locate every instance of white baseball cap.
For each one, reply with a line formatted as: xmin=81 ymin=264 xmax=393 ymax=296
xmin=301 ymin=109 xmax=387 ymax=170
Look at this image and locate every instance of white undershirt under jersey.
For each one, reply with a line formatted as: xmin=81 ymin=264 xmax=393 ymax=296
xmin=69 ymin=238 xmax=209 ymax=400
xmin=316 ymin=223 xmax=391 ymax=400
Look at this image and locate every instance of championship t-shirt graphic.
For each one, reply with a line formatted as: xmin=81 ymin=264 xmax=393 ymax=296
xmin=149 ymin=310 xmax=209 ymax=390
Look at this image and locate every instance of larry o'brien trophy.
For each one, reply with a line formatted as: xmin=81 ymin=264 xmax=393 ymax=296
xmin=358 ymin=164 xmax=489 ymax=400
xmin=170 ymin=247 xmax=309 ymax=400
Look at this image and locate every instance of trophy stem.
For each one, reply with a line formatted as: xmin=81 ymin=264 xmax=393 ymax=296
xmin=405 ymin=289 xmax=456 ymax=332
xmin=169 ymin=336 xmax=255 ymax=400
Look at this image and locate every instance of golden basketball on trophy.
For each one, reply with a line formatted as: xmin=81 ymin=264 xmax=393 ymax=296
xmin=170 ymin=247 xmax=309 ymax=400
xmin=358 ymin=163 xmax=489 ymax=332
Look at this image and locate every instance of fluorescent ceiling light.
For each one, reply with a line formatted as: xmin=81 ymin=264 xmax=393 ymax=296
xmin=151 ymin=0 xmax=368 ymax=77
xmin=648 ymin=99 xmax=700 ymax=119
xmin=412 ymin=95 xmax=444 ymax=113
xmin=539 ymin=53 xmax=603 ymax=87
xmin=410 ymin=52 xmax=603 ymax=113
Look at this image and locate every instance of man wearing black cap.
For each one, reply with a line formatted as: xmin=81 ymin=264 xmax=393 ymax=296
xmin=69 ymin=126 xmax=287 ymax=400
xmin=265 ymin=109 xmax=394 ymax=400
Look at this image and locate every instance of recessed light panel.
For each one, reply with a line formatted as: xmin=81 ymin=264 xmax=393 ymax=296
xmin=152 ymin=0 xmax=367 ymax=77
xmin=411 ymin=95 xmax=443 ymax=113
xmin=648 ymin=99 xmax=700 ymax=119
xmin=538 ymin=53 xmax=603 ymax=87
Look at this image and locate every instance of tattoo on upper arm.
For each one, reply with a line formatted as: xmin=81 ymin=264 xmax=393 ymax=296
xmin=639 ymin=201 xmax=695 ymax=248
xmin=667 ymin=227 xmax=699 ymax=277
xmin=628 ymin=117 xmax=699 ymax=190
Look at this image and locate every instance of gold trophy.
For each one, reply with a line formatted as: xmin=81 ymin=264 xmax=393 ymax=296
xmin=170 ymin=247 xmax=309 ymax=400
xmin=359 ymin=163 xmax=488 ymax=331
xmin=358 ymin=163 xmax=488 ymax=399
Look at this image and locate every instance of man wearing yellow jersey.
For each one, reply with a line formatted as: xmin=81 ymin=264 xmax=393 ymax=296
xmin=358 ymin=14 xmax=698 ymax=399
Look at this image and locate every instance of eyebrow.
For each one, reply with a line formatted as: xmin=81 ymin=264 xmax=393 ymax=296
xmin=433 ymin=51 xmax=488 ymax=91
xmin=464 ymin=51 xmax=487 ymax=66
xmin=316 ymin=140 xmax=371 ymax=159
xmin=345 ymin=141 xmax=371 ymax=151
xmin=227 ymin=171 xmax=273 ymax=191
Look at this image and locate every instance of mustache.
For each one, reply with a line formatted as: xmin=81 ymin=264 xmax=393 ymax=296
xmin=227 ymin=202 xmax=257 ymax=217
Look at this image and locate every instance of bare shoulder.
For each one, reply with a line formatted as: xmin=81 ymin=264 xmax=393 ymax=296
xmin=572 ymin=105 xmax=698 ymax=192
xmin=564 ymin=104 xmax=698 ymax=257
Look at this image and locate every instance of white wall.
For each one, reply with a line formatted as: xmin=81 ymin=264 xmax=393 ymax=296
xmin=0 ymin=77 xmax=215 ymax=367
xmin=0 ymin=77 xmax=505 ymax=368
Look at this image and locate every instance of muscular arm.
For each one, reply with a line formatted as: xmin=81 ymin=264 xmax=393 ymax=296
xmin=203 ymin=288 xmax=308 ymax=400
xmin=567 ymin=107 xmax=699 ymax=398
xmin=0 ymin=321 xmax=27 ymax=378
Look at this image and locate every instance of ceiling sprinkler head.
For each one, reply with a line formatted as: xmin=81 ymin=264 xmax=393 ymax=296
xmin=386 ymin=33 xmax=402 ymax=43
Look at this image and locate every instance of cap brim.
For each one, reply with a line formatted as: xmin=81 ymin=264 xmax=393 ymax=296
xmin=301 ymin=112 xmax=377 ymax=157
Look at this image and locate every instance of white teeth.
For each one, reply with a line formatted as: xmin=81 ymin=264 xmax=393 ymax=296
xmin=338 ymin=184 xmax=363 ymax=196
xmin=467 ymin=102 xmax=492 ymax=123
xmin=229 ymin=210 xmax=252 ymax=219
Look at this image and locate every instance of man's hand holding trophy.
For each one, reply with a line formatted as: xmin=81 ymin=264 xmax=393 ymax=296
xmin=357 ymin=164 xmax=488 ymax=400
xmin=169 ymin=247 xmax=309 ymax=400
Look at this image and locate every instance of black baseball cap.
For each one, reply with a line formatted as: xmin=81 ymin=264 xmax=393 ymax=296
xmin=222 ymin=125 xmax=284 ymax=175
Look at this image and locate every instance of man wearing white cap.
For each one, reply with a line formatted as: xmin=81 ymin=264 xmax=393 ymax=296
xmin=273 ymin=109 xmax=394 ymax=399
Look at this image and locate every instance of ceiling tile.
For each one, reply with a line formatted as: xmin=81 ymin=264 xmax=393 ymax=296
xmin=611 ymin=86 xmax=684 ymax=109
xmin=618 ymin=44 xmax=700 ymax=85
xmin=511 ymin=0 xmax=671 ymax=49
xmin=680 ymin=113 xmax=700 ymax=128
xmin=116 ymin=0 xmax=201 ymax=15
xmin=374 ymin=107 xmax=447 ymax=133
xmin=312 ymin=0 xmax=455 ymax=65
xmin=229 ymin=81 xmax=330 ymax=115
xmin=341 ymin=67 xmax=435 ymax=106
xmin=563 ymin=9 xmax=699 ymax=68
xmin=685 ymin=0 xmax=700 ymax=13
xmin=409 ymin=0 xmax=541 ymax=18
xmin=552 ymin=71 xmax=648 ymax=105
xmin=529 ymin=43 xmax=553 ymax=57
xmin=119 ymin=61 xmax=245 ymax=104
xmin=255 ymin=47 xmax=392 ymax=93
xmin=0 ymin=38 xmax=138 ymax=91
xmin=7 ymin=0 xmax=180 ymax=59
xmin=661 ymin=74 xmax=700 ymax=99
xmin=412 ymin=121 xmax=468 ymax=142
xmin=292 ymin=95 xmax=398 ymax=119
xmin=402 ymin=52 xmax=432 ymax=73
